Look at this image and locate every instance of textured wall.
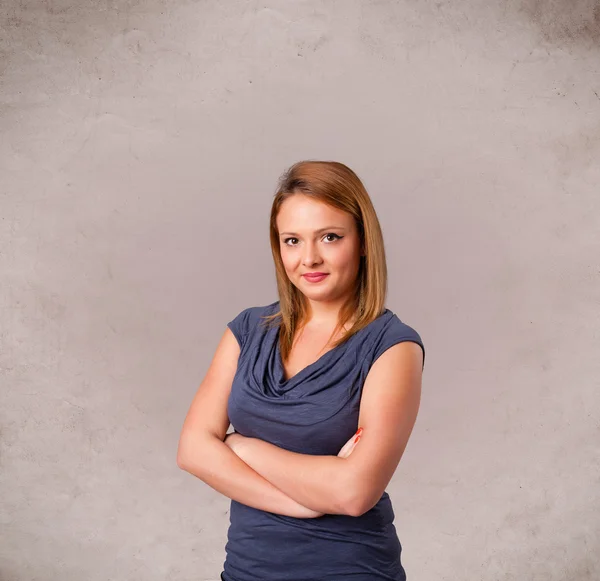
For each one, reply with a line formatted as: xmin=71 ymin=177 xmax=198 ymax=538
xmin=1 ymin=1 xmax=599 ymax=580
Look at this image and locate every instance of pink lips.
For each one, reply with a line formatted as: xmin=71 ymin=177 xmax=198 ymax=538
xmin=303 ymin=273 xmax=329 ymax=283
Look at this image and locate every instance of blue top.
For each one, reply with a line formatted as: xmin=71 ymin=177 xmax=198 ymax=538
xmin=222 ymin=300 xmax=425 ymax=581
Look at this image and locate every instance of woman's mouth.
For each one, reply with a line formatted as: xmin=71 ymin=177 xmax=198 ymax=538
xmin=302 ymin=273 xmax=329 ymax=283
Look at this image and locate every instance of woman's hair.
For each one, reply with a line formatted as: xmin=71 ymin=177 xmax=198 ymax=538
xmin=263 ymin=160 xmax=389 ymax=361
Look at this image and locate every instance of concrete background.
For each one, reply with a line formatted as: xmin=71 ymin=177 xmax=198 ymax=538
xmin=1 ymin=1 xmax=599 ymax=579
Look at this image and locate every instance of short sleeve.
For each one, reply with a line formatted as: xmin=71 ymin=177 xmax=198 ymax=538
xmin=227 ymin=307 xmax=252 ymax=350
xmin=226 ymin=301 xmax=278 ymax=352
xmin=371 ymin=315 xmax=425 ymax=370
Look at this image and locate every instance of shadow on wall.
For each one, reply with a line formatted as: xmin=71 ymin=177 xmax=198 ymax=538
xmin=511 ymin=0 xmax=600 ymax=48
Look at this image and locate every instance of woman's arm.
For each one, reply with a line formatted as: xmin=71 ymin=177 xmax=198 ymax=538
xmin=225 ymin=341 xmax=423 ymax=517
xmin=176 ymin=328 xmax=323 ymax=519
xmin=179 ymin=432 xmax=324 ymax=518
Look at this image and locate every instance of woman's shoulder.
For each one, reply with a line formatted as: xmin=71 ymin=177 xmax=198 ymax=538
xmin=226 ymin=300 xmax=279 ymax=348
xmin=383 ymin=308 xmax=422 ymax=338
xmin=367 ymin=307 xmax=425 ymax=368
xmin=231 ymin=300 xmax=280 ymax=322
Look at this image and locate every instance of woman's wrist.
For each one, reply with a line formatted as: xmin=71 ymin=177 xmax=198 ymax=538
xmin=223 ymin=428 xmax=363 ymax=518
xmin=224 ymin=432 xmax=253 ymax=461
xmin=224 ymin=433 xmax=324 ymax=518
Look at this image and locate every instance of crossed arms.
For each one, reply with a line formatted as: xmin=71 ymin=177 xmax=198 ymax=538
xmin=176 ymin=327 xmax=423 ymax=518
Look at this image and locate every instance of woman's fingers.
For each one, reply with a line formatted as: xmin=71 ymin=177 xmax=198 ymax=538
xmin=338 ymin=436 xmax=353 ymax=457
xmin=338 ymin=440 xmax=355 ymax=459
xmin=337 ymin=438 xmax=352 ymax=458
xmin=337 ymin=427 xmax=363 ymax=458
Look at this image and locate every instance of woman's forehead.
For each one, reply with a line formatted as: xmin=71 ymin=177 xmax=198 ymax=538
xmin=277 ymin=196 xmax=353 ymax=231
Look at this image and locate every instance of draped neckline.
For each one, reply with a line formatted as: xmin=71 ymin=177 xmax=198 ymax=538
xmin=273 ymin=308 xmax=391 ymax=386
xmin=275 ymin=331 xmax=341 ymax=384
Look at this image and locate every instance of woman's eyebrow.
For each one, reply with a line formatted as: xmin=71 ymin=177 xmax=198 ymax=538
xmin=279 ymin=226 xmax=347 ymax=236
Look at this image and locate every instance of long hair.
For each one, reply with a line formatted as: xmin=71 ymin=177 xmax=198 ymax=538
xmin=262 ymin=160 xmax=388 ymax=361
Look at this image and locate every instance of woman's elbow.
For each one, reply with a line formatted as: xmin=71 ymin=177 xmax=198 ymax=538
xmin=176 ymin=449 xmax=189 ymax=471
xmin=176 ymin=430 xmax=208 ymax=472
xmin=344 ymin=498 xmax=373 ymax=517
xmin=343 ymin=484 xmax=381 ymax=517
xmin=176 ymin=436 xmax=191 ymax=471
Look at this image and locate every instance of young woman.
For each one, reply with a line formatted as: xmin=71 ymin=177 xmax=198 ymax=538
xmin=177 ymin=160 xmax=425 ymax=581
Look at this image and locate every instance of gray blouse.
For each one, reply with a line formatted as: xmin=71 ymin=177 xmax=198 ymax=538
xmin=222 ymin=300 xmax=425 ymax=581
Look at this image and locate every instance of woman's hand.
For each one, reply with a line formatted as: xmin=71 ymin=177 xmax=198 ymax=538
xmin=224 ymin=432 xmax=250 ymax=460
xmin=223 ymin=431 xmax=325 ymax=518
xmin=337 ymin=427 xmax=363 ymax=459
xmin=223 ymin=427 xmax=363 ymax=518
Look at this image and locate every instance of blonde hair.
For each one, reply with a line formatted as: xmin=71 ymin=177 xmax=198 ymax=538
xmin=263 ymin=160 xmax=388 ymax=361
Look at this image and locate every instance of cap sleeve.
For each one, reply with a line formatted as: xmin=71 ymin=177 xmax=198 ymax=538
xmin=371 ymin=315 xmax=425 ymax=370
xmin=226 ymin=301 xmax=279 ymax=352
xmin=227 ymin=307 xmax=252 ymax=350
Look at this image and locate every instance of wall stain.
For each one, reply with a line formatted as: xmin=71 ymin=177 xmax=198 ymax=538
xmin=551 ymin=122 xmax=600 ymax=180
xmin=512 ymin=0 xmax=600 ymax=48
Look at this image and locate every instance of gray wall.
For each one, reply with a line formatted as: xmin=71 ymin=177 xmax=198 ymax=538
xmin=1 ymin=1 xmax=599 ymax=580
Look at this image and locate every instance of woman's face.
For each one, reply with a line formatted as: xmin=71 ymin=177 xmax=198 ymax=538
xmin=276 ymin=194 xmax=363 ymax=305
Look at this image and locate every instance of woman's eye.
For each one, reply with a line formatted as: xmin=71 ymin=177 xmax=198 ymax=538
xmin=283 ymin=234 xmax=342 ymax=246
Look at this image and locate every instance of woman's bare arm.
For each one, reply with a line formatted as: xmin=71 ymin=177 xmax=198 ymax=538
xmin=224 ymin=341 xmax=423 ymax=517
xmin=176 ymin=327 xmax=323 ymax=518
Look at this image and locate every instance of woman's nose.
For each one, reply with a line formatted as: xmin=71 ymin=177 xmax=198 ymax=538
xmin=302 ymin=242 xmax=322 ymax=266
